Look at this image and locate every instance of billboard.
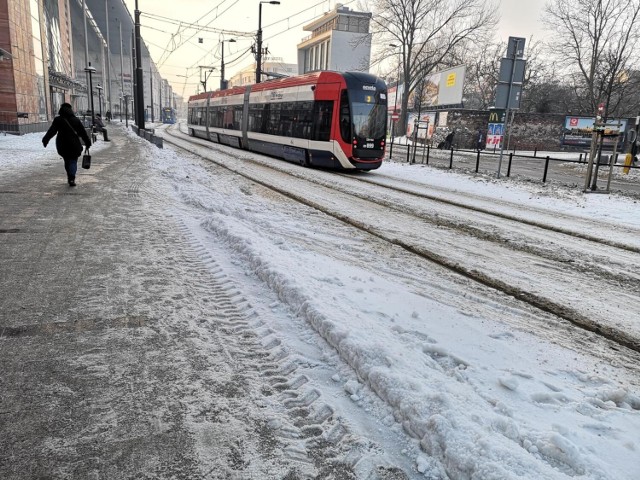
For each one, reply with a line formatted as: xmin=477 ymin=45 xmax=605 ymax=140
xmin=387 ymin=83 xmax=405 ymax=112
xmin=409 ymin=65 xmax=466 ymax=108
xmin=406 ymin=112 xmax=436 ymax=139
xmin=561 ymin=116 xmax=627 ymax=149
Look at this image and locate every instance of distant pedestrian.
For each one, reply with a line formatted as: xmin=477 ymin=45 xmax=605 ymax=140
xmin=93 ymin=113 xmax=110 ymax=141
xmin=443 ymin=130 xmax=455 ymax=149
xmin=105 ymin=110 xmax=112 ymax=122
xmin=42 ymin=103 xmax=91 ymax=186
xmin=476 ymin=128 xmax=485 ymax=151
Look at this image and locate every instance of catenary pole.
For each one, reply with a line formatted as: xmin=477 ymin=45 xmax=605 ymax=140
xmin=134 ymin=0 xmax=145 ymax=129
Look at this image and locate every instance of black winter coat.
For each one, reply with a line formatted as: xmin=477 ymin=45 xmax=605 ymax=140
xmin=42 ymin=106 xmax=91 ymax=159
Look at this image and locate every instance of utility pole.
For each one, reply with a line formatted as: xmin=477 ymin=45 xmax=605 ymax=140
xmin=119 ymin=20 xmax=124 ymax=121
xmin=134 ymin=0 xmax=145 ymax=130
xmin=131 ymin=30 xmax=136 ymax=125
xmin=149 ymin=66 xmax=154 ymax=123
xmin=82 ymin=0 xmax=90 ymax=114
xmin=105 ymin=0 xmax=111 ymax=113
xmin=199 ymin=66 xmax=217 ymax=92
xmin=256 ymin=1 xmax=280 ymax=84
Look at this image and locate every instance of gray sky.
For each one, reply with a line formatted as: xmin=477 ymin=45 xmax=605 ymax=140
xmin=125 ymin=0 xmax=545 ymax=99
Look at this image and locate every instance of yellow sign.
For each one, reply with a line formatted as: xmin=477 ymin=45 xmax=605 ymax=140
xmin=623 ymin=153 xmax=633 ymax=174
xmin=446 ymin=73 xmax=456 ymax=87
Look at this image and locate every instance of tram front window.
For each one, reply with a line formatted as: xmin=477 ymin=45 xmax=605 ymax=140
xmin=352 ymin=102 xmax=386 ymax=139
xmin=350 ymin=91 xmax=386 ymax=140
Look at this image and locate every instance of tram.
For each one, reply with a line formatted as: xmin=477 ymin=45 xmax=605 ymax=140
xmin=161 ymin=107 xmax=176 ymax=124
xmin=187 ymin=71 xmax=387 ymax=170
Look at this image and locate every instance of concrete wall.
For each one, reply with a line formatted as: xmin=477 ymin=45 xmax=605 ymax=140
xmin=422 ymin=109 xmax=571 ymax=152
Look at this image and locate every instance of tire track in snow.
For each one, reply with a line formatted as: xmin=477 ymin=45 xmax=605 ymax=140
xmin=170 ymin=217 xmax=410 ymax=478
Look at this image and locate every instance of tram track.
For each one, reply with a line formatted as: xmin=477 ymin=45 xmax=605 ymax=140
xmin=161 ymin=125 xmax=640 ymax=355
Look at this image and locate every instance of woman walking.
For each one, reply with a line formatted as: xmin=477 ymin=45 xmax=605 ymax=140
xmin=42 ymin=103 xmax=91 ymax=186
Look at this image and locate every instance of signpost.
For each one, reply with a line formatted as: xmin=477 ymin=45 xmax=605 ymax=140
xmin=494 ymin=37 xmax=526 ymax=178
xmin=389 ymin=110 xmax=400 ymax=158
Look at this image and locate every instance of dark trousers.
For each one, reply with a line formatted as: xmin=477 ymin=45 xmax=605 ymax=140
xmin=63 ymin=157 xmax=78 ymax=179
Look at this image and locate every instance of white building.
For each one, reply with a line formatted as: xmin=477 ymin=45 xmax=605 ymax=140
xmin=296 ymin=5 xmax=372 ymax=74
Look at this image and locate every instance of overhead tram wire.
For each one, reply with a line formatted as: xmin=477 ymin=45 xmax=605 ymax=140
xmin=151 ymin=0 xmax=237 ymax=66
xmin=155 ymin=0 xmax=241 ymax=68
xmin=140 ymin=12 xmax=251 ymax=38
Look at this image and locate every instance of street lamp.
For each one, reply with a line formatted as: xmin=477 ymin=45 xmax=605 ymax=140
xmin=198 ymin=66 xmax=217 ymax=92
xmin=84 ymin=62 xmax=96 ymax=124
xmin=388 ymin=44 xmax=401 ymax=159
xmin=220 ymin=38 xmax=236 ymax=90
xmin=256 ymin=1 xmax=280 ymax=84
xmin=96 ymin=84 xmax=103 ymax=117
xmin=123 ymin=94 xmax=129 ymax=127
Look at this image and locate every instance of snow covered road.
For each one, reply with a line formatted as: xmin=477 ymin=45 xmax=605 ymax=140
xmin=157 ymin=125 xmax=640 ymax=479
xmin=3 ymin=126 xmax=639 ymax=479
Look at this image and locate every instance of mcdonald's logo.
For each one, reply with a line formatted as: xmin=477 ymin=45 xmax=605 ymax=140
xmin=488 ymin=110 xmax=505 ymax=123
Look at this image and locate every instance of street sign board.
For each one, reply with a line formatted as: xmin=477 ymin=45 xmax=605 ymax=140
xmin=498 ymin=58 xmax=526 ymax=84
xmin=506 ymin=37 xmax=526 ymax=58
xmin=495 ymin=84 xmax=522 ymax=109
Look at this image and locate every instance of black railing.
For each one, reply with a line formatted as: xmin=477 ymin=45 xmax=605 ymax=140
xmin=387 ymin=142 xmax=640 ymax=186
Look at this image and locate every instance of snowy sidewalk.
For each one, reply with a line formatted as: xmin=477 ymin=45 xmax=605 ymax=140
xmin=0 ymin=126 xmax=335 ymax=478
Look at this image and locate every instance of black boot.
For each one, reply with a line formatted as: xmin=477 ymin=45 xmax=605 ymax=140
xmin=68 ymin=176 xmax=76 ymax=186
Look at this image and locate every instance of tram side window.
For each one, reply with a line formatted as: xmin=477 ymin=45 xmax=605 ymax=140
xmin=339 ymin=90 xmax=351 ymax=142
xmin=233 ymin=105 xmax=243 ymax=130
xmin=248 ymin=104 xmax=261 ymax=132
xmin=313 ymin=101 xmax=333 ymax=141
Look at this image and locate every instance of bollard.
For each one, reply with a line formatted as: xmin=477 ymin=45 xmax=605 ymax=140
xmin=449 ymin=147 xmax=454 ymax=169
xmin=426 ymin=144 xmax=430 ymax=165
xmin=475 ymin=150 xmax=480 ymax=173
xmin=543 ymin=155 xmax=550 ymax=183
xmin=534 ymin=147 xmax=537 ymax=158
xmin=579 ymin=153 xmax=583 ymax=163
xmin=507 ymin=152 xmax=513 ymax=177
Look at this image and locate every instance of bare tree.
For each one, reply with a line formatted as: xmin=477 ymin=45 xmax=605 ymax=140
xmin=368 ymin=0 xmax=498 ymax=134
xmin=543 ymin=0 xmax=640 ymax=118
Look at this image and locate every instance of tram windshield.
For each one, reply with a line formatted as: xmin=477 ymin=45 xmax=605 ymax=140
xmin=350 ymin=90 xmax=387 ymax=139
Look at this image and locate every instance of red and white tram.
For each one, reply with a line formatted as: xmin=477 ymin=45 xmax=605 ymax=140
xmin=187 ymin=71 xmax=387 ymax=170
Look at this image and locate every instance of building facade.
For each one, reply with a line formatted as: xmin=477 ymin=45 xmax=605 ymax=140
xmin=0 ymin=0 xmax=80 ymax=133
xmin=296 ymin=5 xmax=372 ymax=75
xmin=0 ymin=0 xmax=173 ymax=134
xmin=227 ymin=57 xmax=296 ymax=88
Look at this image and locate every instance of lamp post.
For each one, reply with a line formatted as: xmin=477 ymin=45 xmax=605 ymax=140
xmin=84 ymin=63 xmax=96 ymax=124
xmin=198 ymin=66 xmax=217 ymax=92
xmin=96 ymin=84 xmax=103 ymax=117
xmin=388 ymin=44 xmax=401 ymax=159
xmin=256 ymin=1 xmax=280 ymax=84
xmin=220 ymin=38 xmax=236 ymax=90
xmin=123 ymin=94 xmax=129 ymax=127
xmin=134 ymin=0 xmax=145 ymax=130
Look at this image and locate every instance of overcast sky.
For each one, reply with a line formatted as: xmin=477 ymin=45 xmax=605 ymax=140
xmin=123 ymin=0 xmax=545 ymax=99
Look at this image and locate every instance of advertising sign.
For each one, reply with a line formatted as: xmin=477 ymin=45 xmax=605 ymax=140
xmin=408 ymin=65 xmax=466 ymax=109
xmin=406 ymin=112 xmax=436 ymax=139
xmin=561 ymin=116 xmax=627 ymax=149
xmin=387 ymin=84 xmax=404 ymax=112
xmin=487 ymin=109 xmax=505 ymax=148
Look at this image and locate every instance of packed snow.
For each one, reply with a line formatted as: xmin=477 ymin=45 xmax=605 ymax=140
xmin=2 ymin=127 xmax=639 ymax=479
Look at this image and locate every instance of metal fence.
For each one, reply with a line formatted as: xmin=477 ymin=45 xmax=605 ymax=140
xmin=387 ymin=142 xmax=640 ymax=194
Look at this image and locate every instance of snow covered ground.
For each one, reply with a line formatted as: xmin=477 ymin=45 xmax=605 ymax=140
xmin=2 ymin=127 xmax=639 ymax=479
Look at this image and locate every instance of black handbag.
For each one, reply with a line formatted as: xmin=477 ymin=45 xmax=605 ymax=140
xmin=82 ymin=148 xmax=91 ymax=169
